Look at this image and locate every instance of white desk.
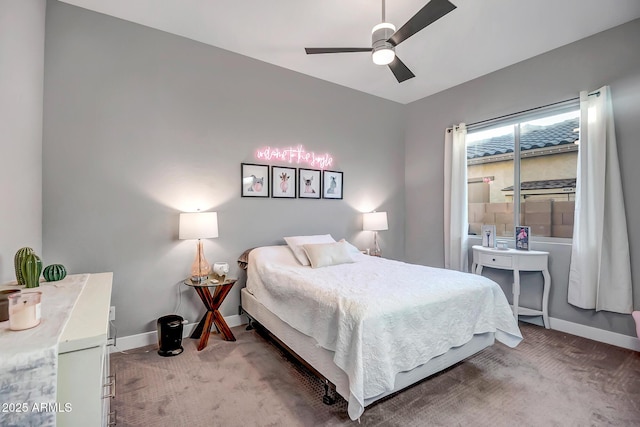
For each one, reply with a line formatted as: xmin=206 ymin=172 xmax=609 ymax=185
xmin=471 ymin=245 xmax=550 ymax=328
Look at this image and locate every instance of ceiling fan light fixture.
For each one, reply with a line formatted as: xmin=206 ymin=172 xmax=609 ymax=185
xmin=371 ymin=22 xmax=396 ymax=65
xmin=371 ymin=22 xmax=396 ymax=35
xmin=372 ymin=47 xmax=395 ymax=65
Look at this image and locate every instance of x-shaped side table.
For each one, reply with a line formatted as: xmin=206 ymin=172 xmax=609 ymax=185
xmin=184 ymin=278 xmax=237 ymax=351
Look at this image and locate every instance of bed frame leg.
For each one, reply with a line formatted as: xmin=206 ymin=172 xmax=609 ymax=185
xmin=241 ymin=308 xmax=255 ymax=330
xmin=322 ymin=380 xmax=336 ymax=405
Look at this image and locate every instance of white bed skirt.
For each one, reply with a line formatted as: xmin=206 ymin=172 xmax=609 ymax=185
xmin=241 ymin=287 xmax=495 ymax=411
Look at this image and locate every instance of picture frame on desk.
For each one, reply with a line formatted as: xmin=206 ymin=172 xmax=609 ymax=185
xmin=481 ymin=225 xmax=496 ymax=248
xmin=516 ymin=226 xmax=530 ymax=250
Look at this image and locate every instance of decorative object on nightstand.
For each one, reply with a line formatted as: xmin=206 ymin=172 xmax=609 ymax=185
xmin=516 ymin=226 xmax=530 ymax=250
xmin=496 ymin=240 xmax=509 ymax=250
xmin=43 ymin=264 xmax=67 ymax=282
xmin=481 ymin=224 xmax=496 ymax=248
xmin=183 ymin=277 xmax=237 ymax=350
xmin=179 ymin=211 xmax=219 ymax=283
xmin=8 ymin=291 xmax=42 ymax=330
xmin=14 ymin=247 xmax=34 ymax=286
xmin=0 ymin=289 xmax=21 ymax=322
xmin=21 ymin=252 xmax=42 ymax=288
xmin=212 ymin=262 xmax=230 ymax=283
xmin=363 ymin=211 xmax=388 ymax=257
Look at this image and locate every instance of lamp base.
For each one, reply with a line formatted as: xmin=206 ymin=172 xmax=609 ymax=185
xmin=190 ymin=240 xmax=211 ymax=282
xmin=372 ymin=231 xmax=382 ymax=257
xmin=190 ymin=275 xmax=208 ymax=284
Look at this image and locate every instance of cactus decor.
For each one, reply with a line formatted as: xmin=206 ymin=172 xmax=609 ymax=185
xmin=43 ymin=264 xmax=67 ymax=282
xmin=21 ymin=253 xmax=42 ymax=288
xmin=14 ymin=247 xmax=34 ymax=286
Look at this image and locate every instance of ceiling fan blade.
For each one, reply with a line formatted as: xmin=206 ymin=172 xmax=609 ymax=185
xmin=305 ymin=47 xmax=372 ymax=54
xmin=388 ymin=56 xmax=415 ymax=83
xmin=388 ymin=0 xmax=457 ymax=46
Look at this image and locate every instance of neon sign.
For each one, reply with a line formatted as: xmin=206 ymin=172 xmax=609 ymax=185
xmin=255 ymin=145 xmax=334 ymax=169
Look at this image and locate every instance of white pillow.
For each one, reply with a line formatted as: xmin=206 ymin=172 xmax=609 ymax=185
xmin=302 ymin=242 xmax=355 ymax=269
xmin=339 ymin=239 xmax=361 ymax=255
xmin=284 ymin=234 xmax=336 ymax=265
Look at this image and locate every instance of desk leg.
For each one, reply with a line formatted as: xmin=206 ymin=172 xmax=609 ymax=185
xmin=512 ymin=269 xmax=520 ymax=321
xmin=541 ymin=268 xmax=551 ymax=329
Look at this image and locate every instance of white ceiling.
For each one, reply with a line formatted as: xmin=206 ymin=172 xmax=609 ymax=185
xmin=59 ymin=0 xmax=640 ymax=104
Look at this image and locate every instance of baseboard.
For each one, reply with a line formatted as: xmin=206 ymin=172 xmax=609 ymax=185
xmin=109 ymin=314 xmax=247 ymax=353
xmin=110 ymin=314 xmax=640 ymax=353
xmin=548 ymin=317 xmax=640 ymax=352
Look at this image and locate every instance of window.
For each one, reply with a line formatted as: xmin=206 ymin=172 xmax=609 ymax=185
xmin=466 ymin=108 xmax=579 ymax=239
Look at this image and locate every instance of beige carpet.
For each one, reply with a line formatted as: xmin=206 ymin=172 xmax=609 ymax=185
xmin=111 ymin=323 xmax=640 ymax=426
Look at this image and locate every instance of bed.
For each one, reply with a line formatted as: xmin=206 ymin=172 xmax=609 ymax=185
xmin=240 ymin=239 xmax=522 ymax=420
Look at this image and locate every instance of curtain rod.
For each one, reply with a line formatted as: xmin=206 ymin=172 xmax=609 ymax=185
xmin=447 ymin=90 xmax=600 ymax=132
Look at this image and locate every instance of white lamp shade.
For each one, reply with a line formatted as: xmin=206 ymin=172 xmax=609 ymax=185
xmin=363 ymin=212 xmax=388 ymax=231
xmin=179 ymin=212 xmax=219 ymax=240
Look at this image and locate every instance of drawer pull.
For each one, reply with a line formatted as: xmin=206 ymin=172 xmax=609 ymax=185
xmin=103 ymin=374 xmax=116 ymax=399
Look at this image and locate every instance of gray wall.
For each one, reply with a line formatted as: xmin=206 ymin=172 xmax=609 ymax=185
xmin=405 ymin=18 xmax=640 ymax=337
xmin=0 ymin=0 xmax=45 ymax=283
xmin=42 ymin=1 xmax=406 ymax=336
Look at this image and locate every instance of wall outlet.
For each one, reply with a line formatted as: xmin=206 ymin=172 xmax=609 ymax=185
xmin=109 ymin=306 xmax=115 ymax=321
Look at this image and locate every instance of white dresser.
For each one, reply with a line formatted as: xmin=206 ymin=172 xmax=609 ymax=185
xmin=471 ymin=246 xmax=551 ymax=328
xmin=57 ymin=272 xmax=114 ymax=426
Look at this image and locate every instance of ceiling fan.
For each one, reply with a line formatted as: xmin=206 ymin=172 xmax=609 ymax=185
xmin=305 ymin=0 xmax=457 ymax=83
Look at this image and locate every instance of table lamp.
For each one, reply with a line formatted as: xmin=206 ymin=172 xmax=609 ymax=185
xmin=363 ymin=211 xmax=388 ymax=256
xmin=179 ymin=212 xmax=218 ymax=283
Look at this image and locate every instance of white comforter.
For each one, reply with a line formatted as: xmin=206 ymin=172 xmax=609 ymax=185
xmin=246 ymin=246 xmax=522 ymax=420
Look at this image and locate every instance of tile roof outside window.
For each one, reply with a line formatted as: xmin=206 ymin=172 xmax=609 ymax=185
xmin=467 ymin=118 xmax=579 ymax=159
xmin=502 ymin=178 xmax=577 ymax=192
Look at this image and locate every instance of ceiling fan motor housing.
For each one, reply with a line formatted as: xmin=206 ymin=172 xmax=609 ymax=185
xmin=371 ymin=23 xmax=396 ymax=65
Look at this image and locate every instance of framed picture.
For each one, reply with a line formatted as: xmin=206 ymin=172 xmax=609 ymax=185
xmin=298 ymin=168 xmax=321 ymax=199
xmin=322 ymin=170 xmax=343 ymax=199
xmin=271 ymin=166 xmax=296 ymax=198
xmin=241 ymin=163 xmax=269 ymax=197
xmin=481 ymin=225 xmax=496 ymax=248
xmin=515 ymin=226 xmax=531 ymax=250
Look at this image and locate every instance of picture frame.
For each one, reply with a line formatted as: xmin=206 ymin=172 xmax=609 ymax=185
xmin=271 ymin=166 xmax=296 ymax=198
xmin=241 ymin=163 xmax=269 ymax=198
xmin=481 ymin=225 xmax=496 ymax=248
xmin=515 ymin=226 xmax=531 ymax=250
xmin=322 ymin=170 xmax=343 ymax=199
xmin=298 ymin=168 xmax=321 ymax=199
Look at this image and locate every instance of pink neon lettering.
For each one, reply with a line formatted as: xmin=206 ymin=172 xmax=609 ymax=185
xmin=255 ymin=146 xmax=334 ymax=169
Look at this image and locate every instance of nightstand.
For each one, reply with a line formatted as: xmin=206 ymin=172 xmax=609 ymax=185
xmin=471 ymin=245 xmax=551 ymax=328
xmin=183 ymin=278 xmax=237 ymax=350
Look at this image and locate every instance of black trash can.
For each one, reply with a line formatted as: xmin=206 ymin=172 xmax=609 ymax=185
xmin=157 ymin=314 xmax=184 ymax=357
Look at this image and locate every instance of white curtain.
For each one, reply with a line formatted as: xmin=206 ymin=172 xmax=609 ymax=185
xmin=444 ymin=124 xmax=468 ymax=272
xmin=568 ymin=86 xmax=632 ymax=313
